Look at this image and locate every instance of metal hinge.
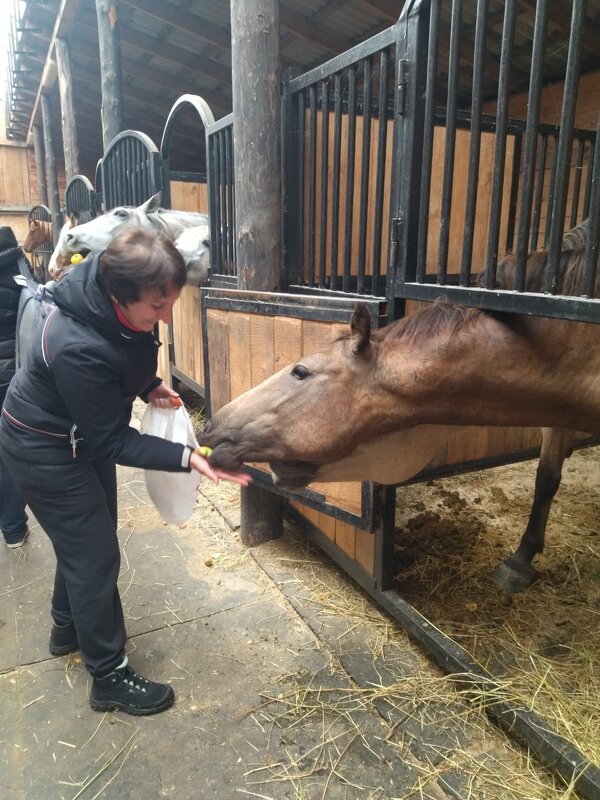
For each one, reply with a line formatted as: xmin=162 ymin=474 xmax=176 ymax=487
xmin=389 ymin=216 xmax=402 ymax=270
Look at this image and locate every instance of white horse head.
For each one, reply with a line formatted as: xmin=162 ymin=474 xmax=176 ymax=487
xmin=51 ymin=192 xmax=211 ymax=283
xmin=174 ymin=224 xmax=211 ymax=286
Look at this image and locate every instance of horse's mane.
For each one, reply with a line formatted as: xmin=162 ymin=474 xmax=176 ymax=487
xmin=373 ymin=301 xmax=480 ymax=344
xmin=146 ymin=208 xmax=208 ymax=236
xmin=483 ymin=219 xmax=592 ymax=296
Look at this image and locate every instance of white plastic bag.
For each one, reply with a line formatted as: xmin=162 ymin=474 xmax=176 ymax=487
xmin=140 ymin=403 xmax=200 ymax=524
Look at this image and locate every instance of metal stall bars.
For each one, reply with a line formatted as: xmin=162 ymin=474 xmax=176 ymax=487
xmin=160 ymin=94 xmax=215 ymax=397
xmin=206 ymin=114 xmax=237 ymax=285
xmin=283 ymin=26 xmax=397 ymax=299
xmin=392 ymin=0 xmax=599 ymax=324
xmin=64 ymin=174 xmax=98 ymax=224
xmin=99 ymin=130 xmax=162 ymax=211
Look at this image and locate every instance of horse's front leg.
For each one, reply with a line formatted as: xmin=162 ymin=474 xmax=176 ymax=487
xmin=492 ymin=427 xmax=575 ymax=593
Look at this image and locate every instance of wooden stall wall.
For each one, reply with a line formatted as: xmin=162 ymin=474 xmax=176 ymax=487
xmin=0 ymin=141 xmax=33 ymax=245
xmin=206 ymin=301 xmax=376 ymax=577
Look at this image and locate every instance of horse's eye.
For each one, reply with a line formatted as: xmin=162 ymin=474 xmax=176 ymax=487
xmin=202 ymin=239 xmax=210 ymax=247
xmin=291 ymin=365 xmax=310 ymax=380
xmin=113 ymin=209 xmax=128 ymax=219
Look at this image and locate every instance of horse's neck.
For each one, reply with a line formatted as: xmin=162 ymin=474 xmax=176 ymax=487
xmin=381 ymin=314 xmax=594 ymax=433
xmin=150 ymin=209 xmax=208 ymax=238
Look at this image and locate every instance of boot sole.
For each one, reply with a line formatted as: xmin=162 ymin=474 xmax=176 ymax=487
xmin=90 ymin=691 xmax=175 ymax=716
xmin=49 ymin=643 xmax=79 ymax=656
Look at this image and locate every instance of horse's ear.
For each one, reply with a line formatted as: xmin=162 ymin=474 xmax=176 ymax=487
xmin=139 ymin=192 xmax=162 ymax=212
xmin=350 ymin=303 xmax=372 ymax=358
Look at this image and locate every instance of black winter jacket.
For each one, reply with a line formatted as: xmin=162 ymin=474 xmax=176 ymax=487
xmin=0 ymin=227 xmax=23 ymax=406
xmin=1 ymin=253 xmax=190 ymax=470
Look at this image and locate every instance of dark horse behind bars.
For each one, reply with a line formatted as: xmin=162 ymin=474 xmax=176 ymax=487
xmin=203 ymin=220 xmax=600 ymax=593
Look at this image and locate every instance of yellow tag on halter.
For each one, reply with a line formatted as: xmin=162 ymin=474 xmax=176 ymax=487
xmin=197 ymin=446 xmax=213 ymax=458
xmin=70 ymin=253 xmax=84 ymax=264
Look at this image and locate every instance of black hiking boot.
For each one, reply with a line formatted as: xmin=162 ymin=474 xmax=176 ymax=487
xmin=90 ymin=664 xmax=175 ymax=716
xmin=49 ymin=622 xmax=79 ymax=656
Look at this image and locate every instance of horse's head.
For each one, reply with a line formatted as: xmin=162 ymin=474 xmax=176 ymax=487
xmin=174 ymin=223 xmax=210 ymax=285
xmin=23 ymin=219 xmax=52 ymax=252
xmin=58 ymin=193 xmax=162 ymax=264
xmin=202 ymin=304 xmax=387 ymax=485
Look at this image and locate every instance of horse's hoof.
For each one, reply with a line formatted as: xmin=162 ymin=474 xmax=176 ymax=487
xmin=492 ymin=560 xmax=540 ymax=593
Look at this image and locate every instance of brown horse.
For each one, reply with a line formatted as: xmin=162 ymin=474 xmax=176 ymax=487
xmin=23 ymin=218 xmax=53 ymax=253
xmin=202 ymin=221 xmax=599 ymax=592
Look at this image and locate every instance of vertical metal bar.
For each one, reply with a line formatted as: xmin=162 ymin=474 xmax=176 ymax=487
xmin=459 ymin=0 xmax=487 ymax=286
xmin=318 ymin=79 xmax=329 ymax=288
xmin=282 ymin=67 xmax=303 ymax=288
xmin=295 ymin=92 xmax=305 ymax=284
xmin=358 ymin=56 xmax=372 ymax=295
xmin=226 ymin=126 xmax=235 ymax=273
xmin=514 ymin=0 xmax=549 ymax=290
xmin=393 ymin=0 xmax=431 ymax=296
xmin=569 ymin=137 xmax=585 ymax=228
xmin=329 ymin=74 xmax=342 ymax=291
xmin=545 ymin=0 xmax=585 ymax=294
xmin=219 ymin=130 xmax=228 ymax=274
xmin=544 ymin=134 xmax=560 ymax=247
xmin=308 ymin=85 xmax=317 ymax=287
xmin=342 ymin=64 xmax=357 ymax=293
xmin=371 ymin=48 xmax=390 ymax=295
xmin=581 ymin=121 xmax=600 ymax=298
xmin=213 ymin=131 xmax=227 ymax=275
xmin=484 ymin=0 xmax=517 ymax=289
xmin=415 ymin=0 xmax=439 ymax=285
xmin=438 ymin=0 xmax=463 ymax=284
xmin=582 ymin=135 xmax=594 ymax=219
xmin=505 ymin=132 xmax=522 ymax=252
xmin=530 ymin=134 xmax=548 ymax=250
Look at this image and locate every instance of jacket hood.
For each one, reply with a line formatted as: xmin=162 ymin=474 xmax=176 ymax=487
xmin=52 ymin=254 xmax=152 ymax=343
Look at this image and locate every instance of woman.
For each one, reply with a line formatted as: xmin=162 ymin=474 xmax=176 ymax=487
xmin=0 ymin=226 xmax=251 ymax=716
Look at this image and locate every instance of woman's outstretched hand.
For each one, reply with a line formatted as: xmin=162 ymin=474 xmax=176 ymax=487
xmin=147 ymin=383 xmax=181 ymax=408
xmin=189 ymin=451 xmax=252 ymax=487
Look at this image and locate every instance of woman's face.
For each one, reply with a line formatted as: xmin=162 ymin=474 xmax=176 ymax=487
xmin=121 ymin=285 xmax=181 ymax=331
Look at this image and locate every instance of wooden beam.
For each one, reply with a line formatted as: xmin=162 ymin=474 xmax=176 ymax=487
xmin=55 ymin=38 xmax=80 ymax=180
xmin=96 ymin=0 xmax=125 ymax=147
xmin=26 ymin=0 xmax=81 ymax=141
xmin=231 ymin=0 xmax=283 ymax=545
xmin=40 ymin=93 xmax=63 ymax=242
xmin=32 ymin=123 xmax=49 ymax=206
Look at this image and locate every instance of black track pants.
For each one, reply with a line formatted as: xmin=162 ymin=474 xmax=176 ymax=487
xmin=0 ymin=445 xmax=126 ymax=677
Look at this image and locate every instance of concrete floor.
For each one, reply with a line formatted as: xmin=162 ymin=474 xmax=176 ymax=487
xmin=1 ymin=462 xmax=561 ymax=800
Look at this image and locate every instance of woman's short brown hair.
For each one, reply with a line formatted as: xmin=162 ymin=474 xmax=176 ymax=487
xmin=99 ymin=226 xmax=187 ymax=306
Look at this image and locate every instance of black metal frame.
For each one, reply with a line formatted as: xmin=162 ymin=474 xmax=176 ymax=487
xmin=392 ymin=0 xmax=599 ymax=323
xmin=99 ymin=130 xmax=162 ymax=210
xmin=206 ymin=114 xmax=236 ymax=278
xmin=64 ymin=175 xmax=98 ymax=223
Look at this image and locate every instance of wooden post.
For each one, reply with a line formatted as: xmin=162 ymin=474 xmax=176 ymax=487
xmin=40 ymin=93 xmax=63 ymax=247
xmin=231 ymin=0 xmax=283 ymax=545
xmin=32 ymin=124 xmax=48 ymax=206
xmin=55 ymin=38 xmax=80 ymax=181
xmin=95 ymin=0 xmax=124 ymax=148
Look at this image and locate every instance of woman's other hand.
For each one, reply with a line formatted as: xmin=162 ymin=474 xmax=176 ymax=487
xmin=189 ymin=451 xmax=252 ymax=487
xmin=147 ymin=383 xmax=181 ymax=408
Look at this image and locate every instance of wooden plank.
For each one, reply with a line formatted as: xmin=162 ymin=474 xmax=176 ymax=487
xmin=206 ymin=308 xmax=231 ymax=413
xmin=301 ymin=318 xmax=336 ymax=356
xmin=355 ymin=528 xmax=375 ymax=576
xmin=249 ymin=314 xmax=275 ymax=387
xmin=170 ymin=181 xmax=208 ymax=213
xmin=228 ymin=312 xmax=253 ymax=399
xmin=334 ymin=519 xmax=356 ymax=559
xmin=316 ymin=511 xmax=336 ymax=541
xmin=273 ymin=315 xmax=303 ymax=370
